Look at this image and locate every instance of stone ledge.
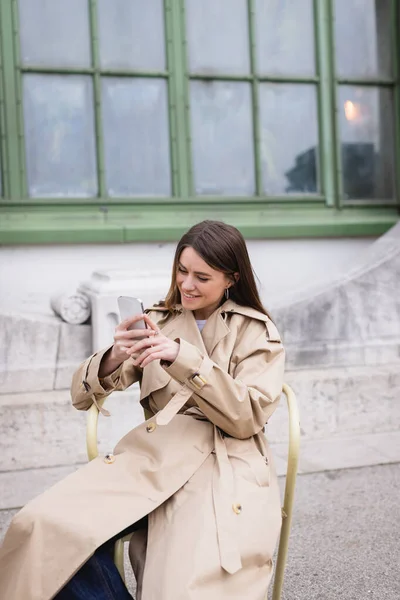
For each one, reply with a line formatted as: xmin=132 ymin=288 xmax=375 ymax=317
xmin=1 ymin=430 xmax=399 ymax=511
xmin=1 ymin=362 xmax=399 ymax=472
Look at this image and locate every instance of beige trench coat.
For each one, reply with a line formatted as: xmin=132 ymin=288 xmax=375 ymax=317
xmin=0 ymin=300 xmax=285 ymax=600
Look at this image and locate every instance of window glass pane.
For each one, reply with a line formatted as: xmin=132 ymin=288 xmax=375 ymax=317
xmin=102 ymin=78 xmax=171 ymax=196
xmin=255 ymin=0 xmax=315 ymax=76
xmin=338 ymin=86 xmax=395 ymax=202
xmin=186 ymin=0 xmax=250 ymax=75
xmin=23 ymin=75 xmax=97 ymax=198
xmin=259 ymin=84 xmax=319 ymax=195
xmin=334 ymin=0 xmax=392 ymax=78
xmin=98 ymin=0 xmax=166 ymax=70
xmin=19 ymin=0 xmax=91 ymax=67
xmin=190 ymin=81 xmax=254 ymax=195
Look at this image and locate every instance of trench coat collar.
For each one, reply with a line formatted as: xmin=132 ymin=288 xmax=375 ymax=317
xmin=148 ymin=300 xmax=271 ymax=356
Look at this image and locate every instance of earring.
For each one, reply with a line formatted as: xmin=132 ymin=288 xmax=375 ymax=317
xmin=225 ymin=288 xmax=230 ymax=300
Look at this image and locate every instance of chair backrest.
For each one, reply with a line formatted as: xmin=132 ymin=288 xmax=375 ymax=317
xmin=86 ymin=383 xmax=300 ymax=599
xmin=271 ymin=383 xmax=300 ymax=600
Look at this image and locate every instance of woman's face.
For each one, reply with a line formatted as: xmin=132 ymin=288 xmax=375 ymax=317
xmin=176 ymin=247 xmax=232 ymax=320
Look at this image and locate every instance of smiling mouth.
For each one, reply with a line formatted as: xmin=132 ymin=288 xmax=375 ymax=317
xmin=182 ymin=292 xmax=200 ymax=299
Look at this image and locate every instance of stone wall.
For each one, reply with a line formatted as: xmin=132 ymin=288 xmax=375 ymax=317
xmin=273 ymin=221 xmax=400 ymax=439
xmin=0 ymin=223 xmax=399 ymax=442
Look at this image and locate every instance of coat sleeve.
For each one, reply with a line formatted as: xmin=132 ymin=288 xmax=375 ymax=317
xmin=163 ymin=318 xmax=285 ymax=439
xmin=70 ymin=346 xmax=142 ymax=412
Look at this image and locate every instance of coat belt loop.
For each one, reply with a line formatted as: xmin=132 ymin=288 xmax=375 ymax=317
xmin=212 ymin=426 xmax=242 ymax=575
xmin=156 ymin=354 xmax=214 ymax=426
xmin=155 ymin=385 xmax=193 ymax=425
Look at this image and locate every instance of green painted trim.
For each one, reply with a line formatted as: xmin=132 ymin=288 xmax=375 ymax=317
xmin=313 ymin=0 xmax=323 ymax=198
xmin=392 ymin=0 xmax=400 ymax=207
xmin=0 ymin=194 xmax=326 ymax=206
xmin=247 ymin=0 xmax=262 ymax=196
xmin=12 ymin=0 xmax=27 ymax=197
xmin=328 ymin=0 xmax=343 ymax=209
xmin=178 ymin=0 xmax=193 ymax=195
xmin=88 ymin=0 xmax=104 ymax=197
xmin=20 ymin=65 xmax=169 ymax=78
xmin=0 ymin=206 xmax=397 ymax=245
xmin=164 ymin=0 xmax=179 ymax=196
xmin=0 ymin=9 xmax=8 ymax=196
xmin=0 ymin=0 xmax=22 ymax=197
xmin=315 ymin=0 xmax=337 ymax=207
xmin=169 ymin=0 xmax=190 ymax=196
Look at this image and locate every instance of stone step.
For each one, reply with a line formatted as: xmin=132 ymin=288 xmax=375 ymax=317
xmin=1 ymin=430 xmax=399 ymax=511
xmin=0 ymin=367 xmax=398 ymax=471
xmin=1 ymin=364 xmax=399 ymax=473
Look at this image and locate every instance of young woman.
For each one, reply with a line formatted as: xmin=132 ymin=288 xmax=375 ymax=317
xmin=0 ymin=220 xmax=285 ymax=600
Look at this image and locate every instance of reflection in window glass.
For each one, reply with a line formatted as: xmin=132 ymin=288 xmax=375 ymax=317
xmin=190 ymin=81 xmax=254 ymax=195
xmin=259 ymin=84 xmax=319 ymax=195
xmin=186 ymin=0 xmax=250 ymax=75
xmin=334 ymin=0 xmax=392 ymax=78
xmin=102 ymin=78 xmax=171 ymax=196
xmin=338 ymin=87 xmax=395 ymax=201
xmin=98 ymin=0 xmax=166 ymax=70
xmin=19 ymin=0 xmax=91 ymax=67
xmin=255 ymin=0 xmax=315 ymax=76
xmin=23 ymin=75 xmax=97 ymax=197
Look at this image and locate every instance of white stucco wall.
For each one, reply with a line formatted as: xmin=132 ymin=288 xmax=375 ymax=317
xmin=0 ymin=237 xmax=375 ymax=316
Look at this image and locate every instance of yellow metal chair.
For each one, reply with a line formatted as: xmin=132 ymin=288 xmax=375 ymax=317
xmin=86 ymin=383 xmax=300 ymax=600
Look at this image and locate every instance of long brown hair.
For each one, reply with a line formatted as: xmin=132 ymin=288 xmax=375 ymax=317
xmin=164 ymin=220 xmax=271 ymax=317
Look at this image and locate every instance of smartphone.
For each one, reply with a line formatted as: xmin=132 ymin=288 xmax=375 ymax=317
xmin=117 ymin=296 xmax=148 ymax=335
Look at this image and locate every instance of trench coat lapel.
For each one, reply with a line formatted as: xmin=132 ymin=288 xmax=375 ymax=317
xmin=201 ymin=308 xmax=230 ymax=357
xmin=160 ymin=307 xmax=208 ymax=356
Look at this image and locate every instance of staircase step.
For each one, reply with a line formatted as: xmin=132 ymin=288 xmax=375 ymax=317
xmin=1 ymin=430 xmax=399 ymax=511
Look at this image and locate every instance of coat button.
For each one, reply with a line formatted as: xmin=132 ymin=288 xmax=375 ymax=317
xmin=104 ymin=453 xmax=115 ymax=464
xmin=264 ymin=456 xmax=269 ymax=465
xmin=146 ymin=422 xmax=156 ymax=433
xmin=232 ymin=503 xmax=242 ymax=515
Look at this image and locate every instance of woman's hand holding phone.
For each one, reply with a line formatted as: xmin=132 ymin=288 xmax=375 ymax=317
xmin=100 ymin=313 xmax=180 ymax=378
xmin=110 ymin=314 xmax=157 ymax=364
xmin=125 ymin=314 xmax=180 ymax=368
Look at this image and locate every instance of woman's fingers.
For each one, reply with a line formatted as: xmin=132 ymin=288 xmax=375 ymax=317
xmin=128 ymin=336 xmax=163 ymax=357
xmin=138 ymin=350 xmax=165 ymax=368
xmin=143 ymin=314 xmax=161 ymax=334
xmin=115 ymin=329 xmax=155 ymax=342
xmin=116 ymin=314 xmax=153 ymax=333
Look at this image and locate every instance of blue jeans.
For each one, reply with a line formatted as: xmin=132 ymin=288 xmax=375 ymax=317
xmin=55 ymin=544 xmax=133 ymax=600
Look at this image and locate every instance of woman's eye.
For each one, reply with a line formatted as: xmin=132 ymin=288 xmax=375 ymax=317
xmin=198 ymin=277 xmax=209 ymax=282
xmin=178 ymin=267 xmax=187 ymax=274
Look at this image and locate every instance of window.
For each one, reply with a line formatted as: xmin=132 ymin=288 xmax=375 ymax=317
xmin=334 ymin=0 xmax=396 ymax=205
xmin=0 ymin=0 xmax=398 ymax=243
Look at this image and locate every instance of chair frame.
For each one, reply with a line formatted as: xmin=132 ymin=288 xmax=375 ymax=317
xmin=86 ymin=383 xmax=300 ymax=600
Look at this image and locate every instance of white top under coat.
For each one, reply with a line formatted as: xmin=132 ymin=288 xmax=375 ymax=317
xmin=196 ymin=319 xmax=207 ymax=332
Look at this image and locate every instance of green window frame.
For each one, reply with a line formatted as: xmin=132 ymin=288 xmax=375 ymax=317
xmin=0 ymin=0 xmax=399 ymax=244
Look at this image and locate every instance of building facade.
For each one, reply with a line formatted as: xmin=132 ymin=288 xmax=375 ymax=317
xmin=0 ymin=0 xmax=398 ymax=247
